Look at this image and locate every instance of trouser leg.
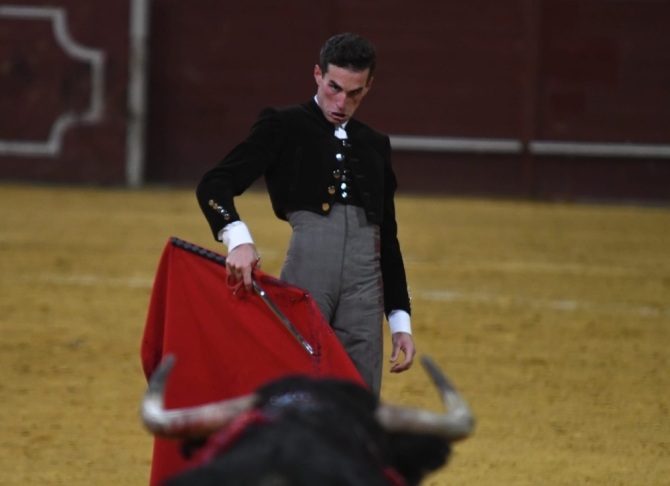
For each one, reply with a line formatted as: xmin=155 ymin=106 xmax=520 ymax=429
xmin=279 ymin=209 xmax=343 ymax=322
xmin=280 ymin=205 xmax=383 ymax=397
xmin=331 ymin=205 xmax=383 ymax=396
xmin=329 ymin=285 xmax=383 ymax=397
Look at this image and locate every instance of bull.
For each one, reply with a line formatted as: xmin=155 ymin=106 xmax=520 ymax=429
xmin=141 ymin=355 xmax=475 ymax=486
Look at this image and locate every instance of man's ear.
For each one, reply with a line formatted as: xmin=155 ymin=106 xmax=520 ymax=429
xmin=314 ymin=64 xmax=323 ymax=84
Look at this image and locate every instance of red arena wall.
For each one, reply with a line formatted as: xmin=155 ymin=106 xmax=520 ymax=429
xmin=2 ymin=0 xmax=669 ymax=201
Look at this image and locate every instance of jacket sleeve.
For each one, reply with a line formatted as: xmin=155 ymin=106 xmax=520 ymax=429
xmin=379 ymin=136 xmax=411 ymax=317
xmin=196 ymin=108 xmax=285 ymax=240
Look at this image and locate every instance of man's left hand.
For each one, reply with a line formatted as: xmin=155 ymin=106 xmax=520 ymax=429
xmin=389 ymin=332 xmax=416 ymax=373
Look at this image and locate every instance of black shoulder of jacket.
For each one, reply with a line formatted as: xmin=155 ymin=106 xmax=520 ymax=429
xmin=273 ymin=101 xmax=332 ymax=132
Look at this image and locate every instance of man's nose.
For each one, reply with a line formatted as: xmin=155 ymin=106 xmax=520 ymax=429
xmin=335 ymin=92 xmax=346 ymax=107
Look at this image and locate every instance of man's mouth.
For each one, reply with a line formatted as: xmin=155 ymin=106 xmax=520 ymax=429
xmin=331 ymin=112 xmax=347 ymax=122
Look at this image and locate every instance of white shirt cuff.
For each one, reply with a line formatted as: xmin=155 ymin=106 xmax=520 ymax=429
xmin=217 ymin=221 xmax=254 ymax=251
xmin=388 ymin=310 xmax=412 ymax=335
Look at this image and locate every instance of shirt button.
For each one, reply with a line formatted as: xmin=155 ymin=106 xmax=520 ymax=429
xmin=322 ymin=203 xmax=330 ymax=211
xmin=335 ymin=153 xmax=345 ymax=161
xmin=342 ymin=192 xmax=348 ymax=199
xmin=341 ymin=183 xmax=347 ymax=190
xmin=328 ymin=186 xmax=336 ymax=195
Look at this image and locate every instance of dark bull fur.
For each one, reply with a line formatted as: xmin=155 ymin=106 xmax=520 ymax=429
xmin=141 ymin=356 xmax=475 ymax=486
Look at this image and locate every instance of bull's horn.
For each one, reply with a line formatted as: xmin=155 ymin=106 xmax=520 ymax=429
xmin=141 ymin=355 xmax=257 ymax=439
xmin=375 ymin=355 xmax=475 ymax=441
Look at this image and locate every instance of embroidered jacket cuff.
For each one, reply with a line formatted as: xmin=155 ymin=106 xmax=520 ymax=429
xmin=218 ymin=221 xmax=254 ymax=251
xmin=388 ymin=310 xmax=412 ymax=335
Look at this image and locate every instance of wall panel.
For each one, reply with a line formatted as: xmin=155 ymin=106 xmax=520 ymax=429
xmin=145 ymin=0 xmax=330 ymax=182
xmin=0 ymin=0 xmax=130 ymax=183
xmin=538 ymin=0 xmax=670 ymax=142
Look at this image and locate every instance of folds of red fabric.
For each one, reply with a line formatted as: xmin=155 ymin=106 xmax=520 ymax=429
xmin=140 ymin=238 xmax=364 ymax=486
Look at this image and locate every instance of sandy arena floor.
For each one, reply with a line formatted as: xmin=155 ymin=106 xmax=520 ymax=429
xmin=0 ymin=184 xmax=668 ymax=486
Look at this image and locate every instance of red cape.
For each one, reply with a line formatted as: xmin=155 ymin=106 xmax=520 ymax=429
xmin=140 ymin=238 xmax=364 ymax=485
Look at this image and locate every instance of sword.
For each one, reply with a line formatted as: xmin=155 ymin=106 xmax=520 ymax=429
xmin=252 ymin=280 xmax=315 ymax=356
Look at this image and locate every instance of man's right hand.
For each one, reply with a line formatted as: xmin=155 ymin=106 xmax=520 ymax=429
xmin=226 ymin=243 xmax=260 ymax=292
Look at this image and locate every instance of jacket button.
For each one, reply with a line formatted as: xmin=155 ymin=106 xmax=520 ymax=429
xmin=322 ymin=203 xmax=330 ymax=211
xmin=328 ymin=186 xmax=336 ymax=195
xmin=333 ymin=170 xmax=341 ymax=179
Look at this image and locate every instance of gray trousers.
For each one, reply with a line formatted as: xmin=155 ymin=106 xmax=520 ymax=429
xmin=280 ymin=204 xmax=384 ymax=396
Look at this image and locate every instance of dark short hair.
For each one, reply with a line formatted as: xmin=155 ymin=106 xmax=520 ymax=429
xmin=319 ymin=33 xmax=377 ymax=79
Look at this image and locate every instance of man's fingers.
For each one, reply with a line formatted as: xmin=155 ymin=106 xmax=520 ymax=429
xmin=389 ymin=335 xmax=416 ymax=373
xmin=227 ymin=265 xmax=243 ymax=281
xmin=226 ymin=244 xmax=260 ymax=287
xmin=389 ymin=343 xmax=400 ymax=363
xmin=226 ymin=259 xmax=255 ymax=292
xmin=243 ymin=268 xmax=253 ymax=291
xmin=390 ymin=351 xmax=413 ymax=372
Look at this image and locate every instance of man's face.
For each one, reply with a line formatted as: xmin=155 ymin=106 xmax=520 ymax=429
xmin=314 ymin=63 xmax=373 ymax=125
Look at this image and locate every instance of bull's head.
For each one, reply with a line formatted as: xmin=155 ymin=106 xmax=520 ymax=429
xmin=141 ymin=356 xmax=475 ymax=486
xmin=142 ymin=355 xmax=474 ymax=442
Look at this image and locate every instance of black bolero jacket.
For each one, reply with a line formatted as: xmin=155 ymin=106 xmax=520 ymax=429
xmin=196 ymin=99 xmax=410 ymax=316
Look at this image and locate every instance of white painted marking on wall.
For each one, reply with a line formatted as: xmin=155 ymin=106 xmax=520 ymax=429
xmin=125 ymin=0 xmax=151 ymax=187
xmin=389 ymin=135 xmax=523 ymax=154
xmin=0 ymin=5 xmax=106 ymax=157
xmin=530 ymin=141 xmax=670 ymax=159
xmin=389 ymin=137 xmax=670 ymax=158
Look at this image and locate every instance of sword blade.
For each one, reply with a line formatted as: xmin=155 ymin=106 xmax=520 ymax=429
xmin=252 ymin=281 xmax=314 ymax=356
